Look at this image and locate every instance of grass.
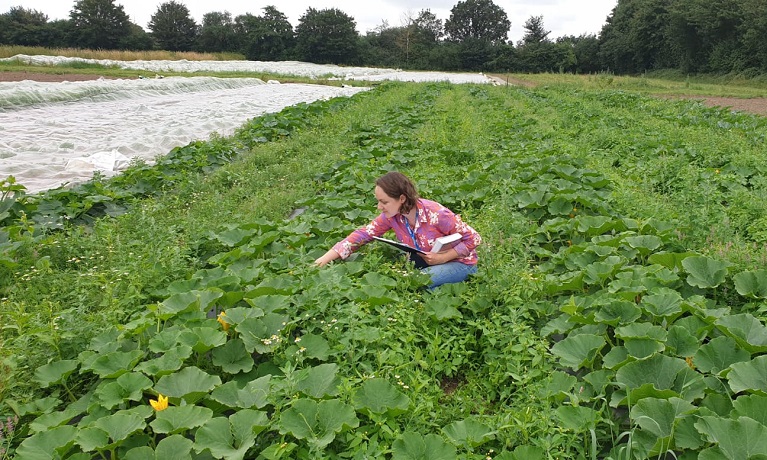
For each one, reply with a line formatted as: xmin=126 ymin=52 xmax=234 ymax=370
xmin=492 ymin=71 xmax=767 ymax=98
xmin=0 ymin=45 xmax=245 ymax=61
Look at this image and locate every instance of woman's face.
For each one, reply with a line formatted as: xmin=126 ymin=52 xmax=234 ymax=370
xmin=375 ymin=186 xmax=405 ymax=218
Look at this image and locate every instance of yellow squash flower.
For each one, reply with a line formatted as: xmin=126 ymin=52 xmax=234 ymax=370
xmin=217 ymin=311 xmax=230 ymax=332
xmin=149 ymin=394 xmax=169 ymax=411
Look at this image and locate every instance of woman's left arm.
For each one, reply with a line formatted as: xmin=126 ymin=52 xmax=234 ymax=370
xmin=421 ymin=207 xmax=481 ymax=265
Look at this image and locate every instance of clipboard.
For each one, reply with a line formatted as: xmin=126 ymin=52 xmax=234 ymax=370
xmin=372 ymin=236 xmax=428 ymax=269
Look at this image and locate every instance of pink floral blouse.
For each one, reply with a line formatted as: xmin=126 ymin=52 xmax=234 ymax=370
xmin=332 ymin=199 xmax=481 ymax=265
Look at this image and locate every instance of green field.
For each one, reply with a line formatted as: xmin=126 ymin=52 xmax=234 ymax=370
xmin=2 ymin=75 xmax=767 ymax=459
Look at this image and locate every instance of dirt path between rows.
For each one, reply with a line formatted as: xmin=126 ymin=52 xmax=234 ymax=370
xmin=5 ymin=71 xmax=767 ymax=117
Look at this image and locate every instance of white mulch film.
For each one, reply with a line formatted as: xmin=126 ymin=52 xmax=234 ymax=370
xmin=0 ymin=55 xmax=494 ymax=193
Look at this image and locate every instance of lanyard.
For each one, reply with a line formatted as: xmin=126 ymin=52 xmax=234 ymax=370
xmin=403 ymin=209 xmax=420 ymax=250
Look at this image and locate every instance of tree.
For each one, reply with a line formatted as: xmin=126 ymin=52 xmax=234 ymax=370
xmin=516 ymin=16 xmax=570 ymax=73
xmin=444 ymin=0 xmax=510 ymax=45
xmin=44 ymin=19 xmax=74 ymax=48
xmin=598 ymin=0 xmax=675 ymax=73
xmin=0 ymin=6 xmax=49 ymax=46
xmin=409 ymin=9 xmax=444 ymax=68
xmin=413 ymin=9 xmax=443 ymax=43
xmin=197 ymin=11 xmax=237 ymax=53
xmin=69 ymin=0 xmax=131 ymax=49
xmin=557 ymin=34 xmax=601 ymax=73
xmin=121 ymin=22 xmax=153 ymax=50
xmin=235 ymin=6 xmax=294 ymax=61
xmin=739 ymin=0 xmax=767 ymax=72
xmin=667 ymin=0 xmax=744 ymax=72
xmin=295 ymin=8 xmax=360 ymax=65
xmin=519 ymin=15 xmax=550 ymax=45
xmin=148 ymin=1 xmax=198 ymax=51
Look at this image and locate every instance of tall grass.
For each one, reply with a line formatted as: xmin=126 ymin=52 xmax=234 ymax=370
xmin=0 ymin=45 xmax=244 ymax=61
xmin=493 ymin=71 xmax=767 ymax=97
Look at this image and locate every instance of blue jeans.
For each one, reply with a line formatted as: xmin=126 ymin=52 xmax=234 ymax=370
xmin=421 ymin=262 xmax=477 ymax=289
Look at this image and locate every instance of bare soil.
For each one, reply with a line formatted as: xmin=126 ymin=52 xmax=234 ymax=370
xmin=5 ymin=71 xmax=767 ymax=117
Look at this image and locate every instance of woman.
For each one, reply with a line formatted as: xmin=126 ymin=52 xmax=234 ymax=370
xmin=314 ymin=171 xmax=481 ymax=289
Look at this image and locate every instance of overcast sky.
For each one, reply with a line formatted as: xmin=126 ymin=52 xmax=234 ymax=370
xmin=2 ymin=0 xmax=617 ymax=44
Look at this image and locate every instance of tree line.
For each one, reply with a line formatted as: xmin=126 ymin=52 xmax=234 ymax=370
xmin=2 ymin=0 xmax=766 ymax=75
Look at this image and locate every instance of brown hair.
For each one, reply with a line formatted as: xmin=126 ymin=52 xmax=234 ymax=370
xmin=375 ymin=171 xmax=419 ymax=214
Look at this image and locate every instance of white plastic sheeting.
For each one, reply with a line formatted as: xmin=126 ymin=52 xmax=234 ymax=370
xmin=0 ymin=56 xmax=493 ymax=193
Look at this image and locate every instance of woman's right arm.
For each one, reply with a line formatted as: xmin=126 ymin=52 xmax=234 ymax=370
xmin=314 ymin=214 xmax=391 ymax=266
xmin=314 ymin=249 xmax=341 ymax=267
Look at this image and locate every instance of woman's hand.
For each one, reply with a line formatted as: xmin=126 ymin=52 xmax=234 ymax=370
xmin=420 ymin=248 xmax=458 ymax=266
xmin=314 ymin=249 xmax=340 ymax=267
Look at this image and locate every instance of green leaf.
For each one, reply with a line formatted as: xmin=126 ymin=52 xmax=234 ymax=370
xmin=727 ymin=354 xmax=767 ymax=394
xmin=236 ymin=313 xmax=287 ymax=354
xmin=248 ymin=294 xmax=290 ymax=313
xmin=156 ymin=290 xmax=223 ymax=321
xmin=548 ymin=196 xmax=572 ymax=215
xmin=155 ymin=366 xmax=222 ymax=403
xmin=208 ymin=375 xmax=271 ymax=409
xmin=442 ymin=419 xmax=495 ymax=448
xmin=550 ymin=334 xmax=606 ymax=370
xmin=615 ymin=354 xmax=705 ymax=405
xmin=296 ymin=363 xmax=341 ymax=398
xmin=83 ymin=349 xmax=145 ymax=379
xmin=352 ymin=378 xmax=410 ymax=416
xmin=733 ymin=394 xmax=767 ymax=426
xmin=278 ymin=399 xmax=358 ymax=450
xmin=555 ymin=405 xmax=600 ymax=431
xmin=616 ymin=353 xmax=685 ymax=390
xmin=391 ymin=432 xmax=457 ymax=460
xmin=615 ymin=322 xmax=667 ymax=359
xmin=96 ymin=372 xmax=153 ymax=409
xmin=194 ymin=410 xmax=269 ymax=460
xmin=624 ymin=235 xmax=663 ymax=255
xmin=641 ymin=290 xmax=683 ymax=318
xmin=424 ymin=295 xmax=463 ymax=321
xmin=211 ymin=338 xmax=254 ymax=374
xmin=94 ymin=412 xmax=147 ymax=445
xmin=75 ymin=427 xmax=110 ymax=452
xmin=34 ymin=360 xmax=78 ymax=388
xmin=124 ymin=435 xmax=194 ymax=460
xmin=682 ymin=256 xmax=728 ymax=289
xmin=694 ymin=336 xmax=750 ymax=375
xmin=648 ymin=252 xmax=695 ymax=270
xmin=630 ymin=397 xmax=694 ymax=438
xmin=178 ymin=327 xmax=227 ymax=354
xmin=297 ymin=333 xmax=331 ymax=360
xmin=156 ymin=434 xmax=194 ymax=460
xmin=124 ymin=447 xmax=156 ymax=460
xmin=716 ymin=313 xmax=767 ymax=354
xmin=362 ymin=272 xmax=397 ymax=287
xmin=214 ymin=227 xmax=258 ymax=247
xmin=665 ymin=325 xmax=700 ymax=357
xmin=28 ymin=408 xmax=80 ymax=433
xmin=15 ymin=425 xmax=77 ymax=459
xmin=359 ymin=284 xmax=400 ymax=306
xmin=734 ymin=270 xmax=767 ymax=299
xmin=507 ymin=445 xmax=546 ymax=460
xmin=695 ymin=416 xmax=767 ymax=460
xmin=150 ymin=405 xmax=214 ymax=434
xmin=134 ymin=345 xmax=192 ymax=376
xmin=575 ymin=216 xmax=616 ymax=236
xmin=250 ymin=275 xmax=298 ymax=296
xmin=594 ymin=301 xmax=641 ymax=326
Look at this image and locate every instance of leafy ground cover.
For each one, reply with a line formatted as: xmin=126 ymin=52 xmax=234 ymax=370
xmin=1 ymin=78 xmax=767 ymax=459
